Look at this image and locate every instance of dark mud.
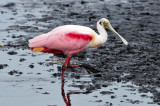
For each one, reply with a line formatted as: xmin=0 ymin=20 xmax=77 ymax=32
xmin=0 ymin=0 xmax=160 ymax=106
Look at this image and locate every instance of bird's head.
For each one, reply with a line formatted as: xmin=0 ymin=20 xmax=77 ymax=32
xmin=99 ymin=18 xmax=110 ymax=28
xmin=99 ymin=18 xmax=128 ymax=45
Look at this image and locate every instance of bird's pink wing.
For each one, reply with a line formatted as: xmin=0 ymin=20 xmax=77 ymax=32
xmin=46 ymin=32 xmax=92 ymax=51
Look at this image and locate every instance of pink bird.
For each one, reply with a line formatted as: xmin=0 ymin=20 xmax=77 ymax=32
xmin=29 ymin=18 xmax=128 ymax=81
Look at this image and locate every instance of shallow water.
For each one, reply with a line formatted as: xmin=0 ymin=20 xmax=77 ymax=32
xmin=0 ymin=0 xmax=160 ymax=106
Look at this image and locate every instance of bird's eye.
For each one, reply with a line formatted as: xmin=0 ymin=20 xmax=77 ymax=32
xmin=99 ymin=21 xmax=102 ymax=25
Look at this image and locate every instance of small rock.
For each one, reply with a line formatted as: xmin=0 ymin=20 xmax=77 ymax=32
xmin=75 ymin=75 xmax=80 ymax=79
xmin=81 ymin=1 xmax=87 ymax=4
xmin=93 ymin=95 xmax=98 ymax=98
xmin=63 ymin=4 xmax=70 ymax=7
xmin=111 ymin=95 xmax=116 ymax=99
xmin=100 ymin=91 xmax=114 ymax=95
xmin=0 ymin=64 xmax=8 ymax=69
xmin=19 ymin=58 xmax=26 ymax=62
xmin=36 ymin=88 xmax=43 ymax=89
xmin=29 ymin=65 xmax=34 ymax=68
xmin=42 ymin=92 xmax=50 ymax=94
xmin=102 ymin=84 xmax=108 ymax=87
xmin=68 ymin=12 xmax=78 ymax=16
xmin=115 ymin=4 xmax=121 ymax=7
xmin=94 ymin=74 xmax=102 ymax=77
xmin=8 ymin=70 xmax=18 ymax=75
xmin=52 ymin=73 xmax=61 ymax=77
xmin=95 ymin=100 xmax=102 ymax=102
xmin=12 ymin=35 xmax=16 ymax=38
xmin=7 ymin=51 xmax=17 ymax=55
xmin=123 ymin=95 xmax=127 ymax=97
xmin=3 ymin=3 xmax=15 ymax=7
xmin=19 ymin=72 xmax=23 ymax=74
xmin=51 ymin=81 xmax=55 ymax=83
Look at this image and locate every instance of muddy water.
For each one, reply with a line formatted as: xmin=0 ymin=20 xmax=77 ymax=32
xmin=0 ymin=0 xmax=160 ymax=106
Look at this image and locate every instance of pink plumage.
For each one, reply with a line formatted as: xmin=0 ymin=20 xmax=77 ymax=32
xmin=29 ymin=25 xmax=93 ymax=56
xmin=29 ymin=18 xmax=128 ymax=81
xmin=29 ymin=34 xmax=48 ymax=47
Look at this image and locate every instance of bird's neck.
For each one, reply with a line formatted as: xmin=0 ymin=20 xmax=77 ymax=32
xmin=96 ymin=21 xmax=108 ymax=44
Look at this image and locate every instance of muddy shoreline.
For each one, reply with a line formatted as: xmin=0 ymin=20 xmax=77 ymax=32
xmin=0 ymin=0 xmax=160 ymax=106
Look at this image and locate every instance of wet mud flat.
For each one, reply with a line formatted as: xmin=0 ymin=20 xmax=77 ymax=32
xmin=0 ymin=0 xmax=160 ymax=106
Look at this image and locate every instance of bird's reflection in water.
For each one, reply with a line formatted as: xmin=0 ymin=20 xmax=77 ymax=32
xmin=61 ymin=81 xmax=90 ymax=106
xmin=61 ymin=64 xmax=100 ymax=106
xmin=61 ymin=82 xmax=70 ymax=106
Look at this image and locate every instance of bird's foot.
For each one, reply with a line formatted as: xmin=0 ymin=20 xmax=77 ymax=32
xmin=67 ymin=65 xmax=80 ymax=68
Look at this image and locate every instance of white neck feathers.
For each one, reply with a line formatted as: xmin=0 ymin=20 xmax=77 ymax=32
xmin=95 ymin=21 xmax=108 ymax=45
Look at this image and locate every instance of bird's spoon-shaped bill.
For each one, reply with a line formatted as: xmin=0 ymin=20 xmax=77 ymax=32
xmin=108 ymin=24 xmax=128 ymax=45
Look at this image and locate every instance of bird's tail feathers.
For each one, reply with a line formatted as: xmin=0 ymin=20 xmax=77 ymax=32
xmin=30 ymin=47 xmax=45 ymax=52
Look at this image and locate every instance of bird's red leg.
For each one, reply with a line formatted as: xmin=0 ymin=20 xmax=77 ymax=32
xmin=67 ymin=56 xmax=80 ymax=68
xmin=62 ymin=56 xmax=80 ymax=81
xmin=62 ymin=56 xmax=70 ymax=82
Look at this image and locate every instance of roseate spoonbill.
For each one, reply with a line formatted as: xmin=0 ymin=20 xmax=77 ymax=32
xmin=29 ymin=18 xmax=128 ymax=81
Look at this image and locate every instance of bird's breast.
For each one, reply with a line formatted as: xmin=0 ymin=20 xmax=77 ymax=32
xmin=88 ymin=34 xmax=106 ymax=48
